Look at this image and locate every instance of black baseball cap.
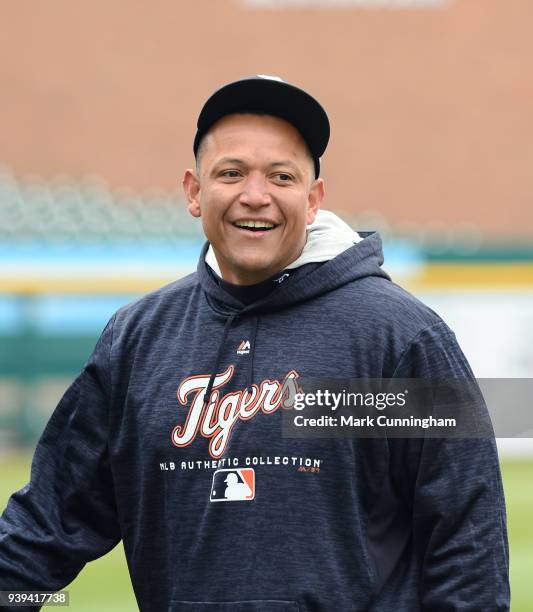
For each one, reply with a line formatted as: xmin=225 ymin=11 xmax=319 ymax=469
xmin=193 ymin=75 xmax=330 ymax=178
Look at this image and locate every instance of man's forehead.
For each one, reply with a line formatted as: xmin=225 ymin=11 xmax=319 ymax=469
xmin=199 ymin=113 xmax=313 ymax=165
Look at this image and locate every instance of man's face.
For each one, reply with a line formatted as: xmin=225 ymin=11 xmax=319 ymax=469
xmin=183 ymin=113 xmax=325 ymax=285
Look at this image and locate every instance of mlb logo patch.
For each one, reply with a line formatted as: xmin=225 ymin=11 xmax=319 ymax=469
xmin=210 ymin=468 xmax=255 ymax=502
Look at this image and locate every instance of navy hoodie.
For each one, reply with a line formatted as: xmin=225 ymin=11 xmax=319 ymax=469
xmin=0 ymin=231 xmax=510 ymax=611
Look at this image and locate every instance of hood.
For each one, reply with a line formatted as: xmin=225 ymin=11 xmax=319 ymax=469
xmin=199 ymin=210 xmax=390 ymax=316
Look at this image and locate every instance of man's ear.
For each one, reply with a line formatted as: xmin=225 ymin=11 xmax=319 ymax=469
xmin=182 ymin=169 xmax=201 ymax=218
xmin=306 ymin=178 xmax=325 ymax=225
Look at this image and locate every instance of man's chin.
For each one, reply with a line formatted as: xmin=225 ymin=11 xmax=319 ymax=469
xmin=229 ymin=258 xmax=281 ymax=285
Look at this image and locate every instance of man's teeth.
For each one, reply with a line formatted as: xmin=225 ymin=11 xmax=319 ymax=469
xmin=234 ymin=220 xmax=275 ymax=229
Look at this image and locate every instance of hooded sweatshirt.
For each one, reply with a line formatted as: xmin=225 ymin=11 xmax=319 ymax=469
xmin=0 ymin=212 xmax=510 ymax=611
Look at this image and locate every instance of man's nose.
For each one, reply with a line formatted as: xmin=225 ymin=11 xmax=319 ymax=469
xmin=239 ymin=175 xmax=271 ymax=207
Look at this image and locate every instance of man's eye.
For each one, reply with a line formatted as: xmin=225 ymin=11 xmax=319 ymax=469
xmin=276 ymin=173 xmax=293 ymax=182
xmin=221 ymin=170 xmax=241 ymax=178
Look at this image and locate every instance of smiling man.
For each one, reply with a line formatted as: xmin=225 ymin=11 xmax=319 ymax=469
xmin=183 ymin=112 xmax=324 ymax=285
xmin=0 ymin=76 xmax=509 ymax=611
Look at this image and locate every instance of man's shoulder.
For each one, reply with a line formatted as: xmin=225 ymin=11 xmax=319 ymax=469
xmin=338 ymin=274 xmax=445 ymax=334
xmin=113 ymin=271 xmax=199 ymax=326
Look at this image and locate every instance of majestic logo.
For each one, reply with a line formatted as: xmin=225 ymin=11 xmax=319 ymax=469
xmin=236 ymin=340 xmax=251 ymax=355
xmin=210 ymin=468 xmax=255 ymax=502
xmin=171 ymin=365 xmax=300 ymax=459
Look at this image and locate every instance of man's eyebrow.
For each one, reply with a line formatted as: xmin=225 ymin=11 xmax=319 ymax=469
xmin=270 ymin=160 xmax=305 ymax=179
xmin=269 ymin=160 xmax=303 ymax=172
xmin=213 ymin=157 xmax=246 ymax=167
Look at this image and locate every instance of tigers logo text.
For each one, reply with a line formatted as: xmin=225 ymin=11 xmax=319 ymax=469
xmin=171 ymin=365 xmax=299 ymax=458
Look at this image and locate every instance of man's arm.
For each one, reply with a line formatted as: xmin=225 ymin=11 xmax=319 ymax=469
xmin=391 ymin=321 xmax=510 ymax=611
xmin=0 ymin=315 xmax=121 ymax=597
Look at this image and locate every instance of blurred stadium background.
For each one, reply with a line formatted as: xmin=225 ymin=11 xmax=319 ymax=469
xmin=1 ymin=0 xmax=532 ymax=609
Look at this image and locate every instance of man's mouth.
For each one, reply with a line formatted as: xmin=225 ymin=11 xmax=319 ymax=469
xmin=232 ymin=220 xmax=278 ymax=232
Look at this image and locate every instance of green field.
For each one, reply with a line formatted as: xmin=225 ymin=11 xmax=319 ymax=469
xmin=1 ymin=453 xmax=531 ymax=611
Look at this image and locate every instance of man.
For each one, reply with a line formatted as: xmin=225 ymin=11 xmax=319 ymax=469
xmin=0 ymin=75 xmax=509 ymax=611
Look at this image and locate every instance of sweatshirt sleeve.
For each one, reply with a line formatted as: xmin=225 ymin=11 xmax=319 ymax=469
xmin=391 ymin=321 xmax=510 ymax=611
xmin=0 ymin=315 xmax=121 ymax=601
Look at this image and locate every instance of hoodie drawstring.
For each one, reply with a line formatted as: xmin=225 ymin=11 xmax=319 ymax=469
xmin=203 ymin=313 xmax=260 ymax=410
xmin=247 ymin=316 xmax=259 ymax=390
xmin=204 ymin=313 xmax=237 ymax=407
